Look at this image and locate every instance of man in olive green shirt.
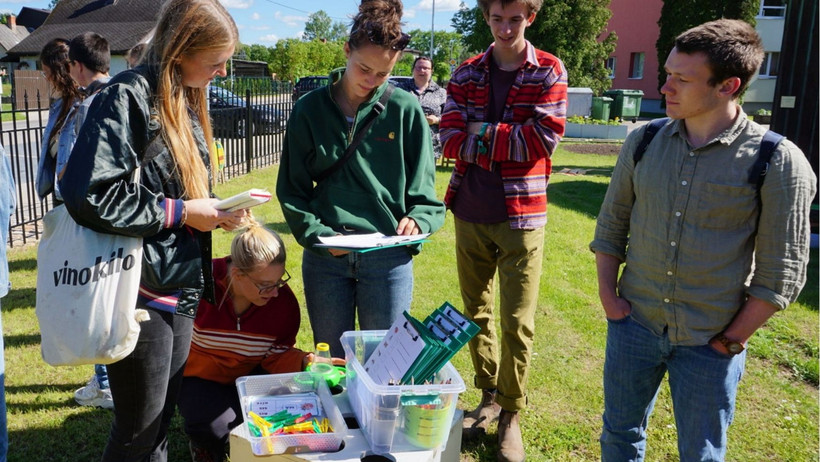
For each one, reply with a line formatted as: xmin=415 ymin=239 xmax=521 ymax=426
xmin=590 ymin=19 xmax=816 ymax=462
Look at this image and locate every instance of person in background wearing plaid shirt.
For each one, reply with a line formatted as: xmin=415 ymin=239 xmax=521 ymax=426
xmin=439 ymin=0 xmax=566 ymax=460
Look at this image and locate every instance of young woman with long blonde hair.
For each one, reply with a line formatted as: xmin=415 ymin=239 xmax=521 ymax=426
xmin=60 ymin=1 xmax=246 ymax=460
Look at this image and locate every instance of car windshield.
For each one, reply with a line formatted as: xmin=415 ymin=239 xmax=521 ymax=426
xmin=210 ymin=86 xmax=246 ymax=107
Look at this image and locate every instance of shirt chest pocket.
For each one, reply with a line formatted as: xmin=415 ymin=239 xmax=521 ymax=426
xmin=695 ymin=182 xmax=758 ymax=230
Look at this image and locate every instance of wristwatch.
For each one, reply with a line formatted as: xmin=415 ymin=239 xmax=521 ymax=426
xmin=714 ymin=333 xmax=745 ymax=356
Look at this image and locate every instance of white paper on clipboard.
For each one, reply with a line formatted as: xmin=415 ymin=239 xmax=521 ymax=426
xmin=363 ymin=318 xmax=426 ymax=385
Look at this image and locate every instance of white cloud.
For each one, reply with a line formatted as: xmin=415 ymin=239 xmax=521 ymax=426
xmin=416 ymin=0 xmax=462 ymax=11
xmin=220 ymin=0 xmax=253 ymax=8
xmin=274 ymin=11 xmax=307 ymax=28
xmin=404 ymin=8 xmax=417 ymax=19
xmin=251 ymin=12 xmax=260 ymax=20
xmin=250 ymin=25 xmax=271 ymax=31
xmin=257 ymin=34 xmax=279 ymax=43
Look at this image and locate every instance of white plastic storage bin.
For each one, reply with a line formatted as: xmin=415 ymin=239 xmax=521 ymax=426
xmin=341 ymin=330 xmax=466 ymax=454
xmin=235 ymin=372 xmax=347 ymax=456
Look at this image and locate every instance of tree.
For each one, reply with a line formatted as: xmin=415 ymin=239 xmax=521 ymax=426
xmin=303 ymin=10 xmax=348 ymax=42
xmin=656 ymin=0 xmax=759 ymax=94
xmin=404 ymin=29 xmax=466 ymax=82
xmin=268 ymin=38 xmax=346 ymax=82
xmin=48 ymin=0 xmax=60 ymax=8
xmin=450 ymin=0 xmax=617 ymax=95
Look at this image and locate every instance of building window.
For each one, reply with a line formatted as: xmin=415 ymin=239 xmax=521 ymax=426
xmin=606 ymin=57 xmax=616 ymax=79
xmin=758 ymin=0 xmax=786 ymax=17
xmin=629 ymin=52 xmax=644 ymax=79
xmin=759 ymin=52 xmax=780 ymax=78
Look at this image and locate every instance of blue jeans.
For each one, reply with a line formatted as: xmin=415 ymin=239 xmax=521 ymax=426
xmin=0 ymin=300 xmax=6 ymax=462
xmin=600 ymin=315 xmax=745 ymax=462
xmin=95 ymin=364 xmax=110 ymax=389
xmin=302 ymin=247 xmax=413 ymax=357
xmin=101 ymin=307 xmax=194 ymax=462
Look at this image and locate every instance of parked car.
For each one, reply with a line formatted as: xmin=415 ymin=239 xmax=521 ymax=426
xmin=208 ymin=86 xmax=286 ymax=138
xmin=291 ymin=75 xmax=329 ymax=101
xmin=388 ymin=76 xmax=414 ymax=89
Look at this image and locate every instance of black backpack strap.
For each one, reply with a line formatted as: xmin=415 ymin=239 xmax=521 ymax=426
xmin=748 ymin=130 xmax=784 ymax=190
xmin=315 ymin=85 xmax=395 ymax=183
xmin=633 ymin=118 xmax=669 ymax=165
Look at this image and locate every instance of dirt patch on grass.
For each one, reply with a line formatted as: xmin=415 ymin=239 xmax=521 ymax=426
xmin=562 ymin=143 xmax=622 ymax=156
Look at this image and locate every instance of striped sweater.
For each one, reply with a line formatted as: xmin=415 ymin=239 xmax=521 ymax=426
xmin=183 ymin=257 xmax=308 ymax=385
xmin=440 ymin=41 xmax=567 ymax=229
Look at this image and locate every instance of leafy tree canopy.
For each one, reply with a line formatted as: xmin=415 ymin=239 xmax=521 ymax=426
xmin=303 ymin=10 xmax=348 ymax=42
xmin=401 ymin=30 xmax=466 ymax=82
xmin=656 ymin=0 xmax=760 ymax=93
xmin=450 ymin=0 xmax=616 ymax=94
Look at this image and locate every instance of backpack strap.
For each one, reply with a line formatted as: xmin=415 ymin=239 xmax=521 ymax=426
xmin=748 ymin=130 xmax=784 ymax=190
xmin=633 ymin=117 xmax=669 ymax=165
xmin=315 ymin=85 xmax=395 ymax=183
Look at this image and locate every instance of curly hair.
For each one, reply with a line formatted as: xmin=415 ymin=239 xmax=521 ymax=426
xmin=349 ymin=0 xmax=406 ymax=51
xmin=40 ymin=38 xmax=82 ymax=149
xmin=476 ymin=0 xmax=543 ymax=17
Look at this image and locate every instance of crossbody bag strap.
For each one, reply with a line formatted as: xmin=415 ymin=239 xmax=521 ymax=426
xmin=315 ymin=85 xmax=395 ymax=183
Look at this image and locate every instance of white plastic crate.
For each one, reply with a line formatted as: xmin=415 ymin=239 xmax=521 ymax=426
xmin=341 ymin=330 xmax=466 ymax=454
xmin=235 ymin=372 xmax=347 ymax=455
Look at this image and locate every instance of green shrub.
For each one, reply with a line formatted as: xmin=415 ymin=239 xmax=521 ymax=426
xmin=567 ymin=115 xmax=621 ymax=126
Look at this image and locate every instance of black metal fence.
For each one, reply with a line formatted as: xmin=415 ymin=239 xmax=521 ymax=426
xmin=2 ymin=77 xmax=294 ymax=247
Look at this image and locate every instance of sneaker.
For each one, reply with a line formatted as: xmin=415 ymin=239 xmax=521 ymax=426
xmin=74 ymin=375 xmax=114 ymax=409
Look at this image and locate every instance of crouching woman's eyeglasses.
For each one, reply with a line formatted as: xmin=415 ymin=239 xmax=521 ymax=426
xmin=352 ymin=21 xmax=411 ymax=51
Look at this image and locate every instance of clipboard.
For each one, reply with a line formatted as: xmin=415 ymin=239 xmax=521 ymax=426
xmin=362 ymin=303 xmax=478 ymax=385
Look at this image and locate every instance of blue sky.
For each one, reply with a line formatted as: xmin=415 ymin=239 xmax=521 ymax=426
xmin=0 ymin=0 xmax=476 ymax=45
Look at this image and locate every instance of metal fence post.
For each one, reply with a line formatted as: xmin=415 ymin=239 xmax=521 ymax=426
xmin=245 ymin=88 xmax=252 ymax=174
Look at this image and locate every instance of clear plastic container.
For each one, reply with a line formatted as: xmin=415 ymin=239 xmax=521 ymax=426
xmin=234 ymin=372 xmax=347 ymax=455
xmin=341 ymin=330 xmax=466 ymax=454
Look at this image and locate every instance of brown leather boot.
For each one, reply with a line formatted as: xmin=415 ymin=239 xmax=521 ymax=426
xmin=462 ymin=389 xmax=501 ymax=440
xmin=497 ymin=409 xmax=525 ymax=462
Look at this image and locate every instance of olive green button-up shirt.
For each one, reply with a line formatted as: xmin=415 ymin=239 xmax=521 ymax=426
xmin=590 ymin=112 xmax=816 ymax=346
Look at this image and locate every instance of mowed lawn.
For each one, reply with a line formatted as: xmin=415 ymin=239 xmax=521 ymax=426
xmin=3 ymin=146 xmax=817 ymax=461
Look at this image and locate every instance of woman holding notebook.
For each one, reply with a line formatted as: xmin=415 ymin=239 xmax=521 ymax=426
xmin=276 ymin=0 xmax=445 ymax=357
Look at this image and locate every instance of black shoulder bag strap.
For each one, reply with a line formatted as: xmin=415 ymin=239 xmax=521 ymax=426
xmin=315 ymin=85 xmax=395 ymax=183
xmin=748 ymin=129 xmax=784 ymax=190
xmin=633 ymin=117 xmax=669 ymax=165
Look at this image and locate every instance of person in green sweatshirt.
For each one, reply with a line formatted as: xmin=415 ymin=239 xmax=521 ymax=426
xmin=276 ymin=0 xmax=445 ymax=357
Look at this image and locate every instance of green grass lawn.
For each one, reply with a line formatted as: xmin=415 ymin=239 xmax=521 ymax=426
xmin=3 ymin=147 xmax=817 ymax=461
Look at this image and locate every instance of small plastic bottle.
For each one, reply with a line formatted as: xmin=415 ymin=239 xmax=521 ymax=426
xmin=309 ymin=342 xmax=333 ymax=375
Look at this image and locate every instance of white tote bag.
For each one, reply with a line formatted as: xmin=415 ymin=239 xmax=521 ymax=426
xmin=36 ymin=205 xmax=149 ymax=366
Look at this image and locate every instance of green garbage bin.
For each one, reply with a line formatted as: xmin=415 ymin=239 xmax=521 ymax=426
xmin=603 ymin=89 xmax=644 ymax=120
xmin=591 ymin=96 xmax=613 ymax=121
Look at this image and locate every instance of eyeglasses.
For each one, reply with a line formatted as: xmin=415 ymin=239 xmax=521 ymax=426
xmin=243 ymin=269 xmax=291 ymax=295
xmin=352 ymin=21 xmax=411 ymax=51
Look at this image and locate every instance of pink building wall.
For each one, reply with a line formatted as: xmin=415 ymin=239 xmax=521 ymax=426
xmin=605 ymin=0 xmax=663 ymax=102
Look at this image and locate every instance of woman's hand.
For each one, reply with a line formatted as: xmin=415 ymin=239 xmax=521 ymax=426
xmin=425 ymin=114 xmax=440 ymax=126
xmin=182 ymin=198 xmax=247 ymax=232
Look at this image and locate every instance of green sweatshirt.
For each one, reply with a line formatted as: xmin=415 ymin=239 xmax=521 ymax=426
xmin=277 ymin=69 xmax=445 ymax=255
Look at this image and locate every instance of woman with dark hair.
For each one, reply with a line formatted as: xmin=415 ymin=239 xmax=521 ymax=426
xmin=35 ymin=38 xmax=82 ymax=201
xmin=277 ymin=0 xmax=445 ymax=357
xmin=59 ymin=0 xmax=247 ymax=460
xmin=399 ymin=56 xmax=447 ymax=158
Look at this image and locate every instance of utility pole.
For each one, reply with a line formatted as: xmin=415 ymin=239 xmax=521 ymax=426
xmin=430 ymin=0 xmax=435 ymax=58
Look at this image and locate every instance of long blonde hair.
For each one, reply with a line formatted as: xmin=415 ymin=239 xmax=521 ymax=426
xmin=144 ymin=0 xmax=238 ymax=199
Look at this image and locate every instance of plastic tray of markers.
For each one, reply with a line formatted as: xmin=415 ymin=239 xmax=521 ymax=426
xmin=235 ymin=372 xmax=347 ymax=455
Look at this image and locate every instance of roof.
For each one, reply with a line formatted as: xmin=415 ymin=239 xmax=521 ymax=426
xmin=16 ymin=7 xmax=51 ymax=31
xmin=7 ymin=0 xmax=164 ymax=56
xmin=0 ymin=22 xmax=30 ymax=52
